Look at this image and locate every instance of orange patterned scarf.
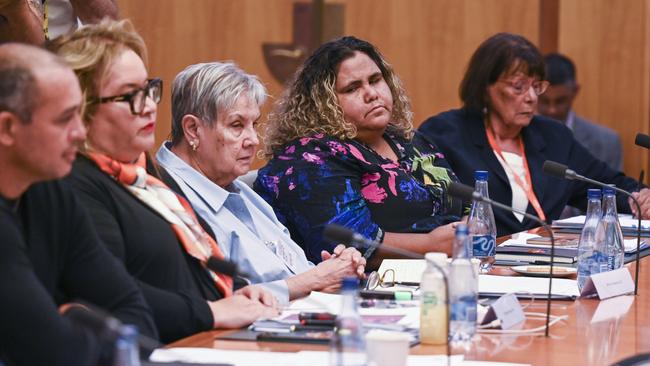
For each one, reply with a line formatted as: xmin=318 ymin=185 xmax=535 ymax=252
xmin=87 ymin=152 xmax=233 ymax=297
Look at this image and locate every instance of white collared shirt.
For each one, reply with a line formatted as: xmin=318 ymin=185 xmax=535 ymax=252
xmin=156 ymin=142 xmax=314 ymax=304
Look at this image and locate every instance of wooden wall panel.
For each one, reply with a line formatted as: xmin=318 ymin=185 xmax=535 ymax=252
xmin=340 ymin=0 xmax=539 ymax=127
xmin=117 ymin=0 xmax=295 ymax=168
xmin=117 ymin=0 xmax=650 ymax=179
xmin=117 ymin=0 xmax=542 ymax=170
xmin=558 ymin=0 xmax=650 ymax=177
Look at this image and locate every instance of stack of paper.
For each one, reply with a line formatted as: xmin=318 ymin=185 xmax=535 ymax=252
xmin=478 ymin=275 xmax=579 ymax=299
xmin=150 ymin=348 xmax=530 ymax=366
xmin=496 ymin=233 xmax=579 ymax=265
xmin=552 ymin=214 xmax=650 ymax=237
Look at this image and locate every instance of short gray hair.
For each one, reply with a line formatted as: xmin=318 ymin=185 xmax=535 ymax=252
xmin=170 ymin=61 xmax=267 ymax=145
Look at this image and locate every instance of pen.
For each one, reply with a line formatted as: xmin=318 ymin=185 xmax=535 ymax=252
xmin=359 ymin=289 xmax=413 ymax=300
xmin=638 ymin=170 xmax=644 ymax=191
xmin=290 ymin=324 xmax=335 ymax=332
xmin=299 ymin=312 xmax=336 ymax=321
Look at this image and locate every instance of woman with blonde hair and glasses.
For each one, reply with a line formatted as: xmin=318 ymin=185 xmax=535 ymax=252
xmin=49 ymin=19 xmax=278 ymax=344
xmin=255 ymin=36 xmax=464 ymax=268
xmin=418 ymin=32 xmax=650 ymax=236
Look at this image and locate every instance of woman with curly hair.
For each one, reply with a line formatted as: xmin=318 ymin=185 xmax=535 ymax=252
xmin=255 ymin=36 xmax=464 ymax=267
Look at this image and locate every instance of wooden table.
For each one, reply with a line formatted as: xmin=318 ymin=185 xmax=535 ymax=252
xmin=169 ymin=234 xmax=650 ymax=365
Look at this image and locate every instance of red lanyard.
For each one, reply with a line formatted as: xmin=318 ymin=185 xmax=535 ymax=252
xmin=485 ymin=124 xmax=547 ymax=221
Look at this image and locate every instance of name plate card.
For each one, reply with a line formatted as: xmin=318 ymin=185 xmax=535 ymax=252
xmin=482 ymin=293 xmax=526 ymax=329
xmin=580 ymin=267 xmax=635 ymax=300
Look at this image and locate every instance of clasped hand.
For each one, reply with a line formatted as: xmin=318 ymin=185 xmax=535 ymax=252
xmin=317 ymin=244 xmax=367 ymax=293
xmin=629 ymin=188 xmax=650 ymax=219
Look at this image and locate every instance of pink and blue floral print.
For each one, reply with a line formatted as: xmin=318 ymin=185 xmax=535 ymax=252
xmin=254 ymin=131 xmax=463 ymax=263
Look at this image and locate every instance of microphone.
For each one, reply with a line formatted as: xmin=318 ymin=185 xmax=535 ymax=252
xmin=542 ymin=160 xmax=642 ymax=295
xmin=206 ymin=256 xmax=250 ymax=278
xmin=448 ymin=181 xmax=555 ymax=337
xmin=66 ymin=302 xmax=161 ymax=353
xmin=635 ymin=133 xmax=650 ymax=150
xmin=323 ymin=224 xmax=452 ymax=365
xmin=323 ymin=225 xmax=429 ymax=260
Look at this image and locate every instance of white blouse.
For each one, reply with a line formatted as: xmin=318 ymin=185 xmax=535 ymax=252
xmin=493 ymin=150 xmax=529 ymax=222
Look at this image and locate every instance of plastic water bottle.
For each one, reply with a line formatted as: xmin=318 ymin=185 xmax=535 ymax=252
xmin=468 ymin=170 xmax=497 ymax=272
xmin=330 ymin=277 xmax=366 ymax=366
xmin=113 ymin=325 xmax=140 ymax=366
xmin=596 ymin=185 xmax=625 ymax=270
xmin=577 ymin=189 xmax=608 ymax=291
xmin=449 ymin=224 xmax=477 ymax=343
xmin=420 ymin=252 xmax=448 ymax=345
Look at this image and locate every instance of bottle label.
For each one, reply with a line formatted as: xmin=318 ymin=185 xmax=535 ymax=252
xmin=421 ymin=292 xmax=439 ymax=307
xmin=472 ymin=235 xmax=496 ymax=257
xmin=450 ymin=297 xmax=477 ymax=322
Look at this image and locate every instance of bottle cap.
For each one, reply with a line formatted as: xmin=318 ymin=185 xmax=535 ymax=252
xmin=118 ymin=324 xmax=138 ymax=338
xmin=603 ymin=185 xmax=616 ymax=196
xmin=474 ymin=170 xmax=488 ymax=181
xmin=341 ymin=277 xmax=360 ymax=291
xmin=587 ymin=188 xmax=602 ymax=199
xmin=454 ymin=223 xmax=469 ymax=235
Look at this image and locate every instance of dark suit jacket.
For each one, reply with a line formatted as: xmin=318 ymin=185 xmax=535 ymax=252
xmin=66 ymin=156 xmax=222 ymax=343
xmin=417 ymin=108 xmax=638 ymax=236
xmin=572 ymin=113 xmax=623 ymax=171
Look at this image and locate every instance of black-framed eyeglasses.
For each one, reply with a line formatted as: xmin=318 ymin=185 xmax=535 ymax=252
xmin=89 ymin=78 xmax=162 ymax=115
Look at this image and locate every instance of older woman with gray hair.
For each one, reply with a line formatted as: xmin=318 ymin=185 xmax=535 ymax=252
xmin=156 ymin=61 xmax=366 ymax=304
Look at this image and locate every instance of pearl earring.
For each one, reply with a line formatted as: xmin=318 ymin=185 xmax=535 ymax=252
xmin=190 ymin=141 xmax=199 ymax=151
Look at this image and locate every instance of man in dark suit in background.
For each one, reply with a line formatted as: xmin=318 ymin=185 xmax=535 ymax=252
xmin=538 ymin=53 xmax=624 ymax=217
xmin=538 ymin=53 xmax=623 ymax=171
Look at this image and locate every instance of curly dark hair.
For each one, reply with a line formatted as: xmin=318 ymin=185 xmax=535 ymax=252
xmin=262 ymin=36 xmax=413 ymax=158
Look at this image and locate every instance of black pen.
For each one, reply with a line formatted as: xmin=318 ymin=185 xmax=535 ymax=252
xmin=638 ymin=170 xmax=645 ymax=191
xmin=290 ymin=324 xmax=334 ymax=332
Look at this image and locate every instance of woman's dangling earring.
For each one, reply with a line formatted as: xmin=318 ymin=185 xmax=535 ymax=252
xmin=190 ymin=140 xmax=199 ymax=151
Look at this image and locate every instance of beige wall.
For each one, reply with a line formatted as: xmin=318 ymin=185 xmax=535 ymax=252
xmin=118 ymin=0 xmax=650 ymax=177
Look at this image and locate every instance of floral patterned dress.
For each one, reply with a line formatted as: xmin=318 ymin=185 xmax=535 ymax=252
xmin=254 ymin=130 xmax=463 ymax=263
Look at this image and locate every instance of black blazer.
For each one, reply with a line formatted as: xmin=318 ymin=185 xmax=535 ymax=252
xmin=66 ymin=155 xmax=222 ymax=343
xmin=418 ymin=108 xmax=638 ymax=236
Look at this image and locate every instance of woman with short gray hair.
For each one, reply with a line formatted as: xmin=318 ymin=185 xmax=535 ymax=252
xmin=156 ymin=61 xmax=366 ymax=304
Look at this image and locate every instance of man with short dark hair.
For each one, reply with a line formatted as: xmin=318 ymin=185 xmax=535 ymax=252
xmin=0 ymin=43 xmax=157 ymax=365
xmin=538 ymin=53 xmax=623 ymax=171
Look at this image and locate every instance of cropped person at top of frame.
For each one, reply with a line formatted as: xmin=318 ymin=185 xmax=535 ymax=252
xmin=255 ymin=36 xmax=465 ymax=268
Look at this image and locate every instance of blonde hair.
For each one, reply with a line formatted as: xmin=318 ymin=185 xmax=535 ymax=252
xmin=262 ymin=36 xmax=413 ymax=158
xmin=47 ymin=18 xmax=147 ymax=122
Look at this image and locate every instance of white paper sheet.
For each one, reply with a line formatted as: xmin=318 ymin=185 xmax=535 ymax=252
xmin=499 ymin=233 xmax=542 ymax=247
xmin=151 ymin=348 xmax=529 ymax=366
xmin=285 ymin=291 xmax=342 ymax=313
xmin=479 ymin=275 xmax=580 ymax=298
xmin=378 ymin=259 xmax=428 ymax=283
xmin=553 ymin=214 xmax=650 ymax=230
xmin=282 ymin=291 xmax=421 ymax=329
